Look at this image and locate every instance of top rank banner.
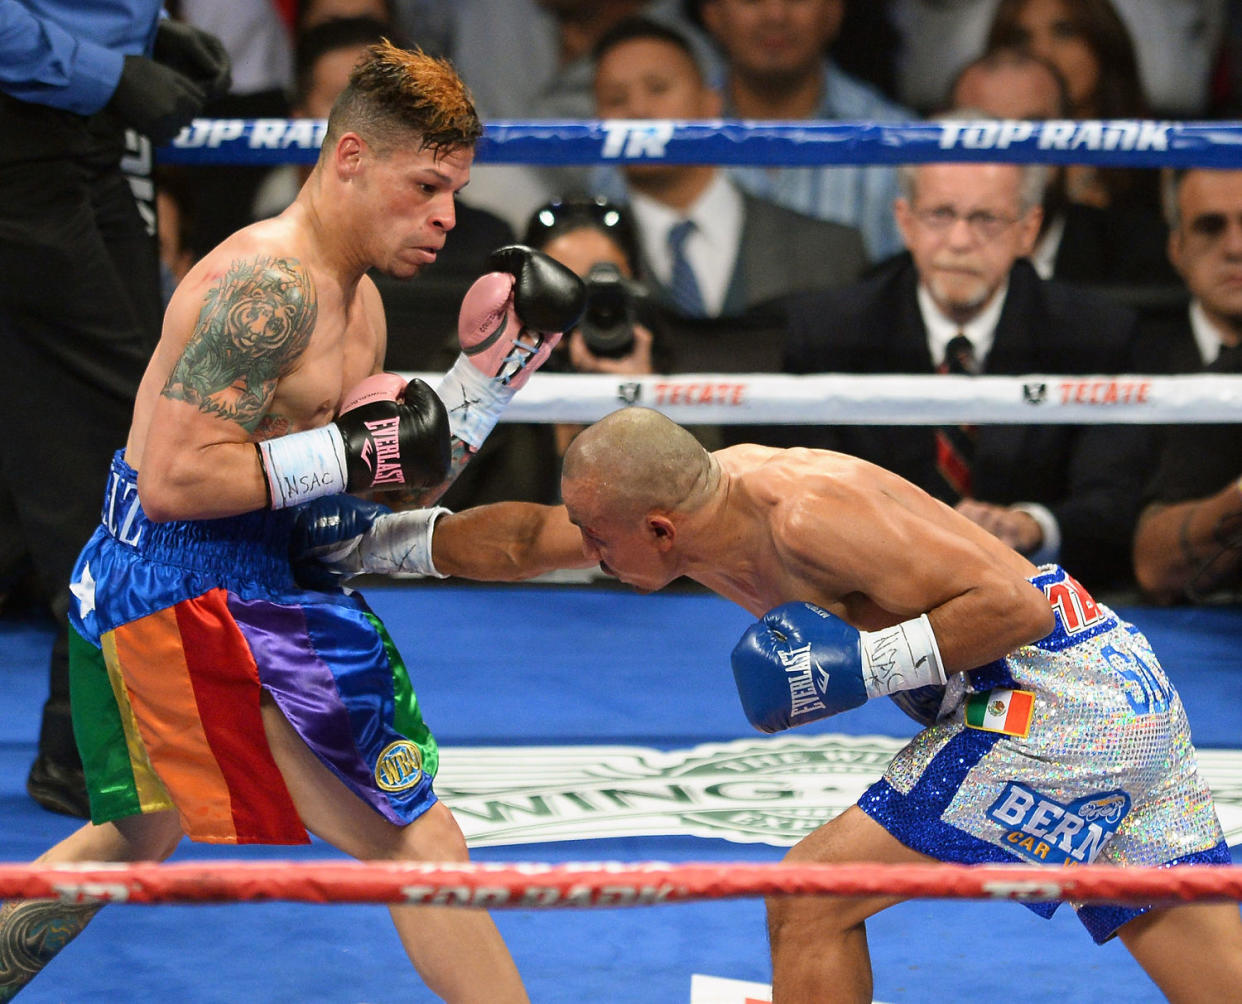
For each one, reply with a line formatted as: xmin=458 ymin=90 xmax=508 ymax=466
xmin=157 ymin=117 xmax=1242 ymax=168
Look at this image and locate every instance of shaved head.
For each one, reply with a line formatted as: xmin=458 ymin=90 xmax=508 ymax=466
xmin=562 ymin=407 xmax=713 ymax=521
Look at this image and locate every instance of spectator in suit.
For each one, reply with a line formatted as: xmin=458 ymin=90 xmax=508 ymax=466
xmin=947 ymin=46 xmax=1176 ymax=291
xmin=1132 ymin=168 xmax=1242 ymax=603
xmin=410 ymin=0 xmax=718 ymax=234
xmin=589 ymin=16 xmax=869 ymax=318
xmin=693 ymin=0 xmax=913 ymax=261
xmin=780 ymin=146 xmax=1149 ymax=590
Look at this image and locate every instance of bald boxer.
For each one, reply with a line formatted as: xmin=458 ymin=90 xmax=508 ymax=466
xmin=0 ymin=42 xmax=582 ymax=1002
xmin=299 ymin=407 xmax=1242 ymax=1003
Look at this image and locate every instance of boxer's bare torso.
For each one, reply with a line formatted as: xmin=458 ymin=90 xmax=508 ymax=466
xmin=447 ymin=435 xmax=1053 ymax=674
xmin=126 ymin=209 xmax=385 ymax=521
xmin=701 ymin=444 xmax=1039 ymax=618
xmin=126 ymin=140 xmax=470 ymax=522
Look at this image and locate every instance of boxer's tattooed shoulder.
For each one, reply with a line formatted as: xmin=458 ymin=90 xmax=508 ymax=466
xmin=163 ymin=255 xmax=318 ymax=433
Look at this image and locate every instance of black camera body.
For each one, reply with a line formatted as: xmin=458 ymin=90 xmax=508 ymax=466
xmin=580 ymin=262 xmax=649 ymax=358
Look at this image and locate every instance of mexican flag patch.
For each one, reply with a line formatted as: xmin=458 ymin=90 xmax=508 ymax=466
xmin=964 ymin=688 xmax=1035 ymax=737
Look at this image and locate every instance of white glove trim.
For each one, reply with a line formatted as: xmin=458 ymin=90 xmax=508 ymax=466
xmin=859 ymin=614 xmax=948 ymax=699
xmin=257 ymin=425 xmax=347 ymax=509
xmin=357 ymin=506 xmax=452 ymax=578
xmin=436 ymin=354 xmax=517 ymax=449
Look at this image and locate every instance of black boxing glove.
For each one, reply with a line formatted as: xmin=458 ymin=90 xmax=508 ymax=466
xmin=257 ymin=375 xmax=451 ymax=509
xmin=107 ymin=55 xmax=206 ymax=144
xmin=153 ymin=19 xmax=233 ymax=100
xmin=435 ymin=246 xmax=586 ymax=450
xmin=487 ymin=245 xmax=586 ymax=336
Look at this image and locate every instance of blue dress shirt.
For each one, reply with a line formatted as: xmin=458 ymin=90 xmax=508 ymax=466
xmin=0 ymin=0 xmax=162 ymax=115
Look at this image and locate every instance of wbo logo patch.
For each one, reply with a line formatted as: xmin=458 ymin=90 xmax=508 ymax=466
xmin=987 ymin=782 xmax=1130 ymax=865
xmin=375 ymin=740 xmax=423 ymax=792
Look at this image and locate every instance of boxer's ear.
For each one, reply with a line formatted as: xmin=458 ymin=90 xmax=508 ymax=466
xmin=333 ymin=132 xmax=366 ymax=178
xmin=649 ymin=514 xmax=676 ymax=550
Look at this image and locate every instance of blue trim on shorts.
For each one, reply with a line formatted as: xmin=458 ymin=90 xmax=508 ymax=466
xmin=1078 ymin=840 xmax=1234 ymax=944
xmin=861 ymin=729 xmax=1234 ymax=941
xmin=859 ymin=728 xmax=1007 ymax=862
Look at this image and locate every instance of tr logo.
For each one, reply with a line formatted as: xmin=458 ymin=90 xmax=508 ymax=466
xmin=601 ymin=120 xmax=675 ymax=159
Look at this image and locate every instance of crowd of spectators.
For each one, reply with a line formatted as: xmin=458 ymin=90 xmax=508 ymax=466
xmin=49 ymin=0 xmax=1242 ymax=605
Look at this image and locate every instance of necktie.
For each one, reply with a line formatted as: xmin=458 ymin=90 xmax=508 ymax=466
xmin=667 ymin=219 xmax=706 ymax=317
xmin=1212 ymin=342 xmax=1242 ymax=373
xmin=935 ymin=333 xmax=978 ymax=499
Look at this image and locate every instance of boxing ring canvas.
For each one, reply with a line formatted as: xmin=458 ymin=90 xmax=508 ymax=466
xmin=2 ymin=581 xmax=1239 ymax=1003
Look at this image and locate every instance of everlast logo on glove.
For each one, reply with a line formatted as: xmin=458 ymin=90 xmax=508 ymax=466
xmin=362 ymin=416 xmax=406 ymax=486
xmin=257 ymin=376 xmax=451 ymax=509
xmin=778 ymin=644 xmax=828 ymax=721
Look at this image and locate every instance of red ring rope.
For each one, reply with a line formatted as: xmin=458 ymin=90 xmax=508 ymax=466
xmin=0 ymin=861 xmax=1237 ymax=908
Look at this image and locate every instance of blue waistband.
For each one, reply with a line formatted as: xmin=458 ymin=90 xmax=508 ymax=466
xmin=1028 ymin=564 xmax=1119 ymax=650
xmin=99 ymin=450 xmax=298 ymax=588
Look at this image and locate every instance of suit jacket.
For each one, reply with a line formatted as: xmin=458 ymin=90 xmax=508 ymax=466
xmin=639 ymin=189 xmax=868 ymax=317
xmin=1052 ymin=202 xmax=1178 ymax=289
xmin=780 ymin=255 xmax=1151 ymax=590
xmin=1135 ymin=309 xmax=1242 ymax=510
xmin=1131 ymin=306 xmax=1201 ymax=375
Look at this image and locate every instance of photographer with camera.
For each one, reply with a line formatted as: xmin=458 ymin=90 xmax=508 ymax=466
xmin=525 ymin=198 xmax=664 ymax=374
xmin=437 ymin=195 xmax=664 ymax=510
xmin=522 ymin=196 xmax=674 ymax=459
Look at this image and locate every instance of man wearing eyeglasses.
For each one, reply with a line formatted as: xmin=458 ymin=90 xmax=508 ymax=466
xmin=1132 ymin=168 xmax=1242 ymax=603
xmin=777 ymin=142 xmax=1150 ymax=592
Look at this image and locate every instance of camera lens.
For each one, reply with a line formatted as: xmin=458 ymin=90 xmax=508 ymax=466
xmin=580 ymin=263 xmax=638 ymax=358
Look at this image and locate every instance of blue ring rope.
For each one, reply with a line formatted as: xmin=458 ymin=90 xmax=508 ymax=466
xmin=157 ymin=117 xmax=1242 ymax=168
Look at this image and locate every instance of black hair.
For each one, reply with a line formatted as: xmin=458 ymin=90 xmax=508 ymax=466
xmin=522 ymin=196 xmax=643 ymax=276
xmin=592 ymin=15 xmax=701 ymax=76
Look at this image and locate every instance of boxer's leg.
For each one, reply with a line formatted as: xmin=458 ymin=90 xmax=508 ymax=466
xmin=0 ymin=810 xmax=182 ymax=999
xmin=1117 ymin=902 xmax=1242 ymax=1003
xmin=259 ymin=693 xmax=528 ymax=1003
xmin=767 ymin=805 xmax=934 ymax=1004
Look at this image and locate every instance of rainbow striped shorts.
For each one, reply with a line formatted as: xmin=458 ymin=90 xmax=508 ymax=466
xmin=67 ymin=452 xmax=438 ymax=845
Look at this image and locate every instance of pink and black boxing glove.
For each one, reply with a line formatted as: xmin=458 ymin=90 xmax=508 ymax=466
xmin=256 ymin=373 xmax=450 ymax=509
xmin=437 ymin=245 xmax=585 ymax=450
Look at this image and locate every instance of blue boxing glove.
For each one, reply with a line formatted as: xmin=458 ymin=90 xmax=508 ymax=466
xmin=888 ymin=685 xmax=948 ymax=727
xmin=731 ymin=602 xmax=948 ymax=734
xmin=289 ymin=494 xmax=452 ymax=590
xmin=289 ymin=495 xmax=391 ymax=590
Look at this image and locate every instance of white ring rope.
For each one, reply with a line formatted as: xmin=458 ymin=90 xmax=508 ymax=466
xmin=400 ymin=371 xmax=1242 ymax=425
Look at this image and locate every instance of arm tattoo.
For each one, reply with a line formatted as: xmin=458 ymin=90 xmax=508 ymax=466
xmin=163 ymin=256 xmax=317 ymax=434
xmin=390 ymin=438 xmax=475 ymax=509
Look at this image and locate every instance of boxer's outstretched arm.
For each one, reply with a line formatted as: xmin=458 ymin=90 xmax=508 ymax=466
xmin=433 ymin=502 xmax=593 ymax=580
